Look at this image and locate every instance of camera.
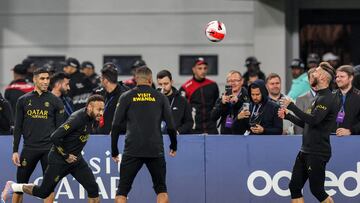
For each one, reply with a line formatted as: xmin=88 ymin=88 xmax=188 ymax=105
xmin=225 ymin=85 xmax=232 ymax=96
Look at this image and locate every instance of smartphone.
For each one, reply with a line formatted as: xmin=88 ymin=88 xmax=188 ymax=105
xmin=225 ymin=85 xmax=232 ymax=96
xmin=242 ymin=102 xmax=250 ymax=111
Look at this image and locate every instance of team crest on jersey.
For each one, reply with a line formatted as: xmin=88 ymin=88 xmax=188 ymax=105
xmin=54 ymin=175 xmax=60 ymax=182
xmin=63 ymin=124 xmax=70 ymax=130
xmin=44 ymin=102 xmax=50 ymax=107
xmin=22 ymin=159 xmax=27 ymax=167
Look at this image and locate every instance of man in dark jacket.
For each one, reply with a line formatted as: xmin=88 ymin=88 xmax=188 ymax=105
xmin=233 ymin=79 xmax=282 ymax=135
xmin=180 ymin=57 xmax=219 ymax=134
xmin=94 ymin=63 xmax=129 ymax=134
xmin=211 ymin=70 xmax=248 ymax=134
xmin=5 ymin=64 xmax=34 ymax=114
xmin=156 ymin=70 xmax=193 ymax=134
xmin=334 ymin=65 xmax=360 ymax=136
xmin=0 ymin=93 xmax=13 ymax=135
xmin=81 ymin=61 xmax=101 ymax=89
xmin=242 ymin=56 xmax=266 ymax=87
xmin=63 ymin=57 xmax=93 ymax=110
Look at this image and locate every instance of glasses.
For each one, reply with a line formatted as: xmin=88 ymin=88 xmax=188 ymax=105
xmin=227 ymin=79 xmax=242 ymax=83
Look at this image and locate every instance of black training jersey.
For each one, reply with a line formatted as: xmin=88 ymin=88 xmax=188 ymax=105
xmin=111 ymin=85 xmax=177 ymax=158
xmin=13 ymin=91 xmax=65 ymax=152
xmin=286 ymin=88 xmax=341 ymax=159
xmin=49 ymin=108 xmax=95 ymax=164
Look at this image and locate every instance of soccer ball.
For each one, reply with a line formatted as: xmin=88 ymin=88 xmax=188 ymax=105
xmin=205 ymin=21 xmax=226 ymax=42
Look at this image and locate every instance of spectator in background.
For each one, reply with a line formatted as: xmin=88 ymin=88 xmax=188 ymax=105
xmin=50 ymin=72 xmax=74 ymax=120
xmin=63 ymin=57 xmax=93 ymax=110
xmin=246 ymin=72 xmax=260 ymax=87
xmin=94 ymin=63 xmax=129 ymax=134
xmin=287 ymin=59 xmax=310 ymax=101
xmin=157 ymin=70 xmax=193 ymax=134
xmin=5 ymin=64 xmax=34 ymax=114
xmin=233 ymin=79 xmax=282 ymax=135
xmin=334 ymin=65 xmax=360 ymax=136
xmin=22 ymin=58 xmax=37 ymax=83
xmin=81 ymin=61 xmax=101 ymax=89
xmin=0 ymin=93 xmax=13 ymax=135
xmin=180 ymin=57 xmax=219 ymax=134
xmin=322 ymin=52 xmax=340 ymax=70
xmin=265 ymin=73 xmax=293 ymax=135
xmin=294 ymin=68 xmax=317 ymax=135
xmin=211 ymin=70 xmax=248 ymax=134
xmin=307 ymin=53 xmax=320 ymax=70
xmin=123 ymin=59 xmax=147 ymax=89
xmin=242 ymin=56 xmax=266 ymax=87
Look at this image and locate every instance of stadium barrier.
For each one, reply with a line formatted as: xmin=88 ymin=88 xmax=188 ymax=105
xmin=0 ymin=135 xmax=358 ymax=203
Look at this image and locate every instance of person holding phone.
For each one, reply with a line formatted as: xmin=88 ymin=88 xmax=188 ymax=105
xmin=211 ymin=70 xmax=248 ymax=134
xmin=233 ymin=79 xmax=282 ymax=135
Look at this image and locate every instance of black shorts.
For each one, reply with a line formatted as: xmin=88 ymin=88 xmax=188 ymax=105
xmin=117 ymin=155 xmax=167 ymax=196
xmin=289 ymin=151 xmax=329 ymax=202
xmin=16 ymin=149 xmax=49 ymax=184
xmin=32 ymin=158 xmax=99 ymax=199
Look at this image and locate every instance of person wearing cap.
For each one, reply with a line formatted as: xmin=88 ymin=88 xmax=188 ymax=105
xmin=93 ymin=63 xmax=129 ymax=134
xmin=5 ymin=64 xmax=34 ymax=115
xmin=180 ymin=57 xmax=219 ymax=134
xmin=81 ymin=61 xmax=101 ymax=89
xmin=287 ymin=59 xmax=310 ymax=101
xmin=334 ymin=65 xmax=360 ymax=136
xmin=322 ymin=52 xmax=340 ymax=70
xmin=307 ymin=53 xmax=320 ymax=70
xmin=242 ymin=56 xmax=266 ymax=87
xmin=22 ymin=58 xmax=37 ymax=83
xmin=123 ymin=59 xmax=146 ymax=89
xmin=63 ymin=57 xmax=94 ymax=111
xmin=278 ymin=62 xmax=340 ymax=203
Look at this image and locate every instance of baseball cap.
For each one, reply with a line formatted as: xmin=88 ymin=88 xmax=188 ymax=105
xmin=290 ymin=59 xmax=305 ymax=69
xmin=322 ymin=52 xmax=339 ymax=62
xmin=12 ymin=64 xmax=28 ymax=75
xmin=81 ymin=61 xmax=95 ymax=69
xmin=131 ymin=59 xmax=146 ymax=69
xmin=65 ymin=57 xmax=80 ymax=69
xmin=245 ymin=56 xmax=260 ymax=66
xmin=194 ymin=57 xmax=208 ymax=66
xmin=307 ymin=53 xmax=320 ymax=64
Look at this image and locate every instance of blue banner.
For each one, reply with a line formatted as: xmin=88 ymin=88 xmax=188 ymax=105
xmin=0 ymin=135 xmax=358 ymax=202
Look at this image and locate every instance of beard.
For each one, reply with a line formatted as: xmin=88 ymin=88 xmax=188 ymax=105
xmin=311 ymin=77 xmax=318 ymax=87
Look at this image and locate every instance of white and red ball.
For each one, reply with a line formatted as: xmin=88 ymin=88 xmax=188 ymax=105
xmin=205 ymin=20 xmax=226 ymax=42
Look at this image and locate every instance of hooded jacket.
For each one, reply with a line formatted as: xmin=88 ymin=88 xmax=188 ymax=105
xmin=232 ymin=79 xmax=282 ymax=135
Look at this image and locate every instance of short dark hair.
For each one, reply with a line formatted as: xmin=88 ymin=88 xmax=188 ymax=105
xmin=86 ymin=94 xmax=104 ymax=107
xmin=336 ymin=65 xmax=354 ymax=77
xmin=50 ymin=72 xmax=70 ymax=89
xmin=156 ymin=70 xmax=172 ymax=80
xmin=101 ymin=64 xmax=118 ymax=84
xmin=33 ymin=67 xmax=50 ymax=76
xmin=265 ymin=73 xmax=281 ymax=84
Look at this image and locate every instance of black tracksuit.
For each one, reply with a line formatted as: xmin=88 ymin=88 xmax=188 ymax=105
xmin=13 ymin=90 xmax=64 ymax=185
xmin=111 ymin=85 xmax=177 ymax=157
xmin=0 ymin=93 xmax=13 ymax=135
xmin=180 ymin=77 xmax=219 ymax=134
xmin=4 ymin=79 xmax=34 ymax=115
xmin=163 ymin=87 xmax=193 ymax=134
xmin=232 ymin=80 xmax=282 ymax=135
xmin=285 ymin=87 xmax=340 ymax=201
xmin=13 ymin=91 xmax=65 ymax=152
xmin=285 ymin=88 xmax=340 ymax=159
xmin=68 ymin=71 xmax=93 ymax=111
xmin=32 ymin=108 xmax=99 ymax=199
xmin=334 ymin=87 xmax=360 ymax=134
xmin=211 ymin=87 xmax=249 ymax=134
xmin=95 ymin=82 xmax=129 ymax=134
